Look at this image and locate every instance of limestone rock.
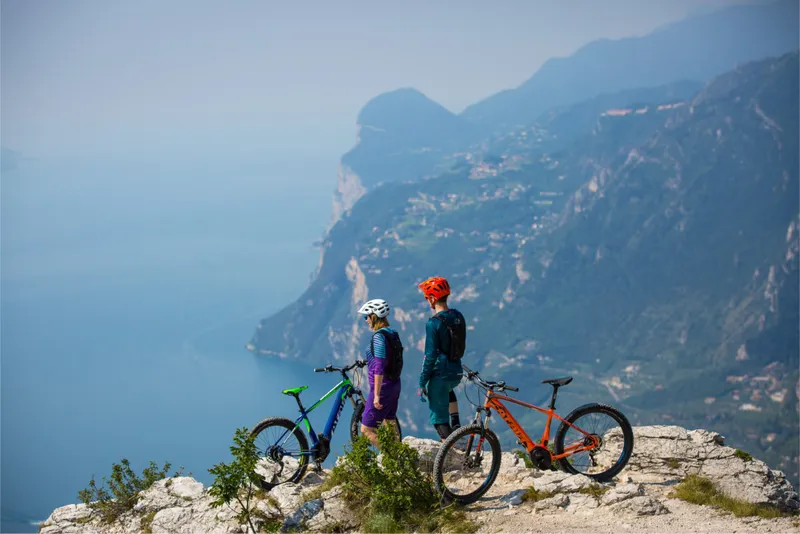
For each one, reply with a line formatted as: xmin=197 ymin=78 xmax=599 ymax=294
xmin=610 ymin=495 xmax=670 ymax=516
xmin=534 ymin=472 xmax=598 ymax=494
xmin=615 ymin=425 xmax=799 ymax=511
xmin=305 ymin=487 xmax=359 ymax=532
xmin=269 ymin=483 xmax=307 ymax=515
xmin=500 ymin=489 xmax=527 ymax=507
xmin=280 ymin=499 xmax=324 ymax=533
xmin=600 ymin=483 xmax=644 ymax=505
xmin=534 ymin=493 xmax=570 ymax=511
xmin=401 ymin=436 xmax=443 ymax=473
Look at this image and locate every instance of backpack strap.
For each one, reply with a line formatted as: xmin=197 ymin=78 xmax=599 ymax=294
xmin=431 ymin=314 xmax=453 ymax=355
xmin=370 ymin=329 xmax=390 ymax=359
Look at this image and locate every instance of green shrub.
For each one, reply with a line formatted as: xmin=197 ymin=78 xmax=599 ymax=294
xmin=330 ymin=424 xmax=476 ymax=532
xmin=734 ymin=449 xmax=753 ymax=462
xmin=208 ymin=427 xmax=267 ymax=533
xmin=140 ymin=511 xmax=156 ymax=533
xmin=77 ymin=459 xmax=182 ymax=523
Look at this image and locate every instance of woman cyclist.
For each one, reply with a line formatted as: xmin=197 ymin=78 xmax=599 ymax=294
xmin=357 ymin=298 xmax=403 ymax=448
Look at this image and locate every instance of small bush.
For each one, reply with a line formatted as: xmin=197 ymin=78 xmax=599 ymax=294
xmin=330 ymin=424 xmax=476 ymax=532
xmin=512 ymin=449 xmax=534 ymax=469
xmin=140 ymin=510 xmax=156 ymax=533
xmin=521 ymin=487 xmax=556 ymax=503
xmin=666 ymin=458 xmax=681 ymax=469
xmin=669 ymin=474 xmax=788 ymax=518
xmin=77 ymin=459 xmax=181 ymax=523
xmin=208 ymin=427 xmax=268 ymax=534
xmin=734 ymin=449 xmax=753 ymax=462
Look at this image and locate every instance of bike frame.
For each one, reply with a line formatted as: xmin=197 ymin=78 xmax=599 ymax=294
xmin=276 ymin=377 xmax=362 ymax=456
xmin=474 ymin=389 xmax=599 ymax=460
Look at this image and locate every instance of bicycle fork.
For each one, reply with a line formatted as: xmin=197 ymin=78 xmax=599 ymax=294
xmin=463 ymin=406 xmax=492 ymax=465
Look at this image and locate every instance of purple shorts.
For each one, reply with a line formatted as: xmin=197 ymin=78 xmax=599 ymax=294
xmin=361 ymin=386 xmax=400 ymax=428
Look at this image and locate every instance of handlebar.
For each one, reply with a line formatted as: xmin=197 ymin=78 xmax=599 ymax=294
xmin=314 ymin=360 xmax=367 ymax=374
xmin=461 ymin=364 xmax=518 ymax=392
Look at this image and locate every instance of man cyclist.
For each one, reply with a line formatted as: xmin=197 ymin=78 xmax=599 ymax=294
xmin=417 ymin=276 xmax=467 ymax=441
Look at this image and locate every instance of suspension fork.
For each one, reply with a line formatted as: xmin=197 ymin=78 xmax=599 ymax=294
xmin=464 ymin=393 xmax=492 ymax=456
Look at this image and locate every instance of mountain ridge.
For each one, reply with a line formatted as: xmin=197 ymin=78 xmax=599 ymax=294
xmin=461 ymin=0 xmax=799 ymax=128
xmin=249 ymin=51 xmax=800 ymax=482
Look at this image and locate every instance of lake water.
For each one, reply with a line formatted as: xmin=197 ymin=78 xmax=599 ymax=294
xmin=0 ymin=157 xmax=355 ymax=532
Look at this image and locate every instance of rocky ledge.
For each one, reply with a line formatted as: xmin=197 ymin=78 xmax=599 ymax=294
xmin=40 ymin=425 xmax=799 ymax=533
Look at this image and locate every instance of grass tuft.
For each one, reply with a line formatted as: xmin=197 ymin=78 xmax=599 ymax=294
xmin=669 ymin=474 xmax=790 ymax=519
xmin=578 ymin=485 xmax=609 ymax=497
xmin=521 ymin=487 xmax=556 ymax=503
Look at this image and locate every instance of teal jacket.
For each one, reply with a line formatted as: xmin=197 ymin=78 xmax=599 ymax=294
xmin=419 ymin=309 xmax=466 ymax=388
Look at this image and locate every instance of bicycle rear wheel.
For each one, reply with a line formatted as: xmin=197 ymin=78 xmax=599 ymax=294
xmin=350 ymin=400 xmax=404 ymax=441
xmin=554 ymin=403 xmax=634 ymax=482
xmin=250 ymin=417 xmax=310 ymax=490
xmin=433 ymin=424 xmax=501 ymax=505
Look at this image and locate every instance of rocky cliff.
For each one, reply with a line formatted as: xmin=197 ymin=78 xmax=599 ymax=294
xmin=40 ymin=425 xmax=799 ymax=533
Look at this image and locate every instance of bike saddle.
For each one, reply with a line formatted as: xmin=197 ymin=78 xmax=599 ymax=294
xmin=282 ymin=385 xmax=309 ymax=396
xmin=541 ymin=377 xmax=573 ymax=387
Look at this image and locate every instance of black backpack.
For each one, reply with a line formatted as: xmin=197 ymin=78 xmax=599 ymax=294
xmin=371 ymin=330 xmax=404 ymax=380
xmin=433 ymin=313 xmax=466 ymax=362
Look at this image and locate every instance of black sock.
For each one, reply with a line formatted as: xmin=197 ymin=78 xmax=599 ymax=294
xmin=448 ymin=390 xmax=460 ymax=428
xmin=435 ymin=423 xmax=453 ymax=440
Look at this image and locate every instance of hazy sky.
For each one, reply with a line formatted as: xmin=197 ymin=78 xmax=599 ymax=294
xmin=2 ymin=0 xmax=753 ymax=160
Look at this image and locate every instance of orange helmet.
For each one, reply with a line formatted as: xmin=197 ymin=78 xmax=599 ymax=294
xmin=418 ymin=276 xmax=451 ymax=301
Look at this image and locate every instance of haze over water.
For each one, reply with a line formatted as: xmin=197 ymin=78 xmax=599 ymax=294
xmin=0 ymin=156 xmax=349 ymax=532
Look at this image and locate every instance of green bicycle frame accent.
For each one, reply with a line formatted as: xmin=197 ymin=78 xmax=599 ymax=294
xmin=278 ymin=376 xmax=359 ymax=452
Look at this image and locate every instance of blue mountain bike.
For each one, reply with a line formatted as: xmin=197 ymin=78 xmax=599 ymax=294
xmin=250 ymin=359 xmax=403 ymax=490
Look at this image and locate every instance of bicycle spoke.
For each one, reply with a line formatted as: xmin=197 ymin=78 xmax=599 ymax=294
xmin=252 ymin=420 xmax=308 ymax=486
xmin=438 ymin=429 xmax=498 ymax=499
xmin=561 ymin=411 xmax=626 ymax=476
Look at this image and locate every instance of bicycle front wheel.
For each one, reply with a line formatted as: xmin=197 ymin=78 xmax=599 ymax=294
xmin=250 ymin=417 xmax=310 ymax=490
xmin=433 ymin=424 xmax=501 ymax=505
xmin=554 ymin=403 xmax=634 ymax=482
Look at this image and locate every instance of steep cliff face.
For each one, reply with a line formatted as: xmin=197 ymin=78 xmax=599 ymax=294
xmin=327 ymin=165 xmax=366 ymax=232
xmin=250 ymin=53 xmax=800 ymax=480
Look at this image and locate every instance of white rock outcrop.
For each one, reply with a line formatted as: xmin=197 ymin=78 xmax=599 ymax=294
xmin=39 ymin=425 xmax=798 ymax=533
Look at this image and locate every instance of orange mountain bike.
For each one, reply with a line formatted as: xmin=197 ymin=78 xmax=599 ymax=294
xmin=433 ymin=365 xmax=634 ymax=504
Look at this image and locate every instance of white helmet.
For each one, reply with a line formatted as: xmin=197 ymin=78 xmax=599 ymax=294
xmin=357 ymin=298 xmax=390 ymax=318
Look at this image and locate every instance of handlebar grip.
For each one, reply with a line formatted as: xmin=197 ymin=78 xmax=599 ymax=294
xmin=314 ymin=368 xmax=325 ymax=373
xmin=506 ymin=386 xmax=519 ymax=392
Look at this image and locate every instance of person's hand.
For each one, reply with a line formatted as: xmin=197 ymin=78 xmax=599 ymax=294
xmin=373 ymin=396 xmax=383 ymax=410
xmin=418 ymin=387 xmax=428 ymax=400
